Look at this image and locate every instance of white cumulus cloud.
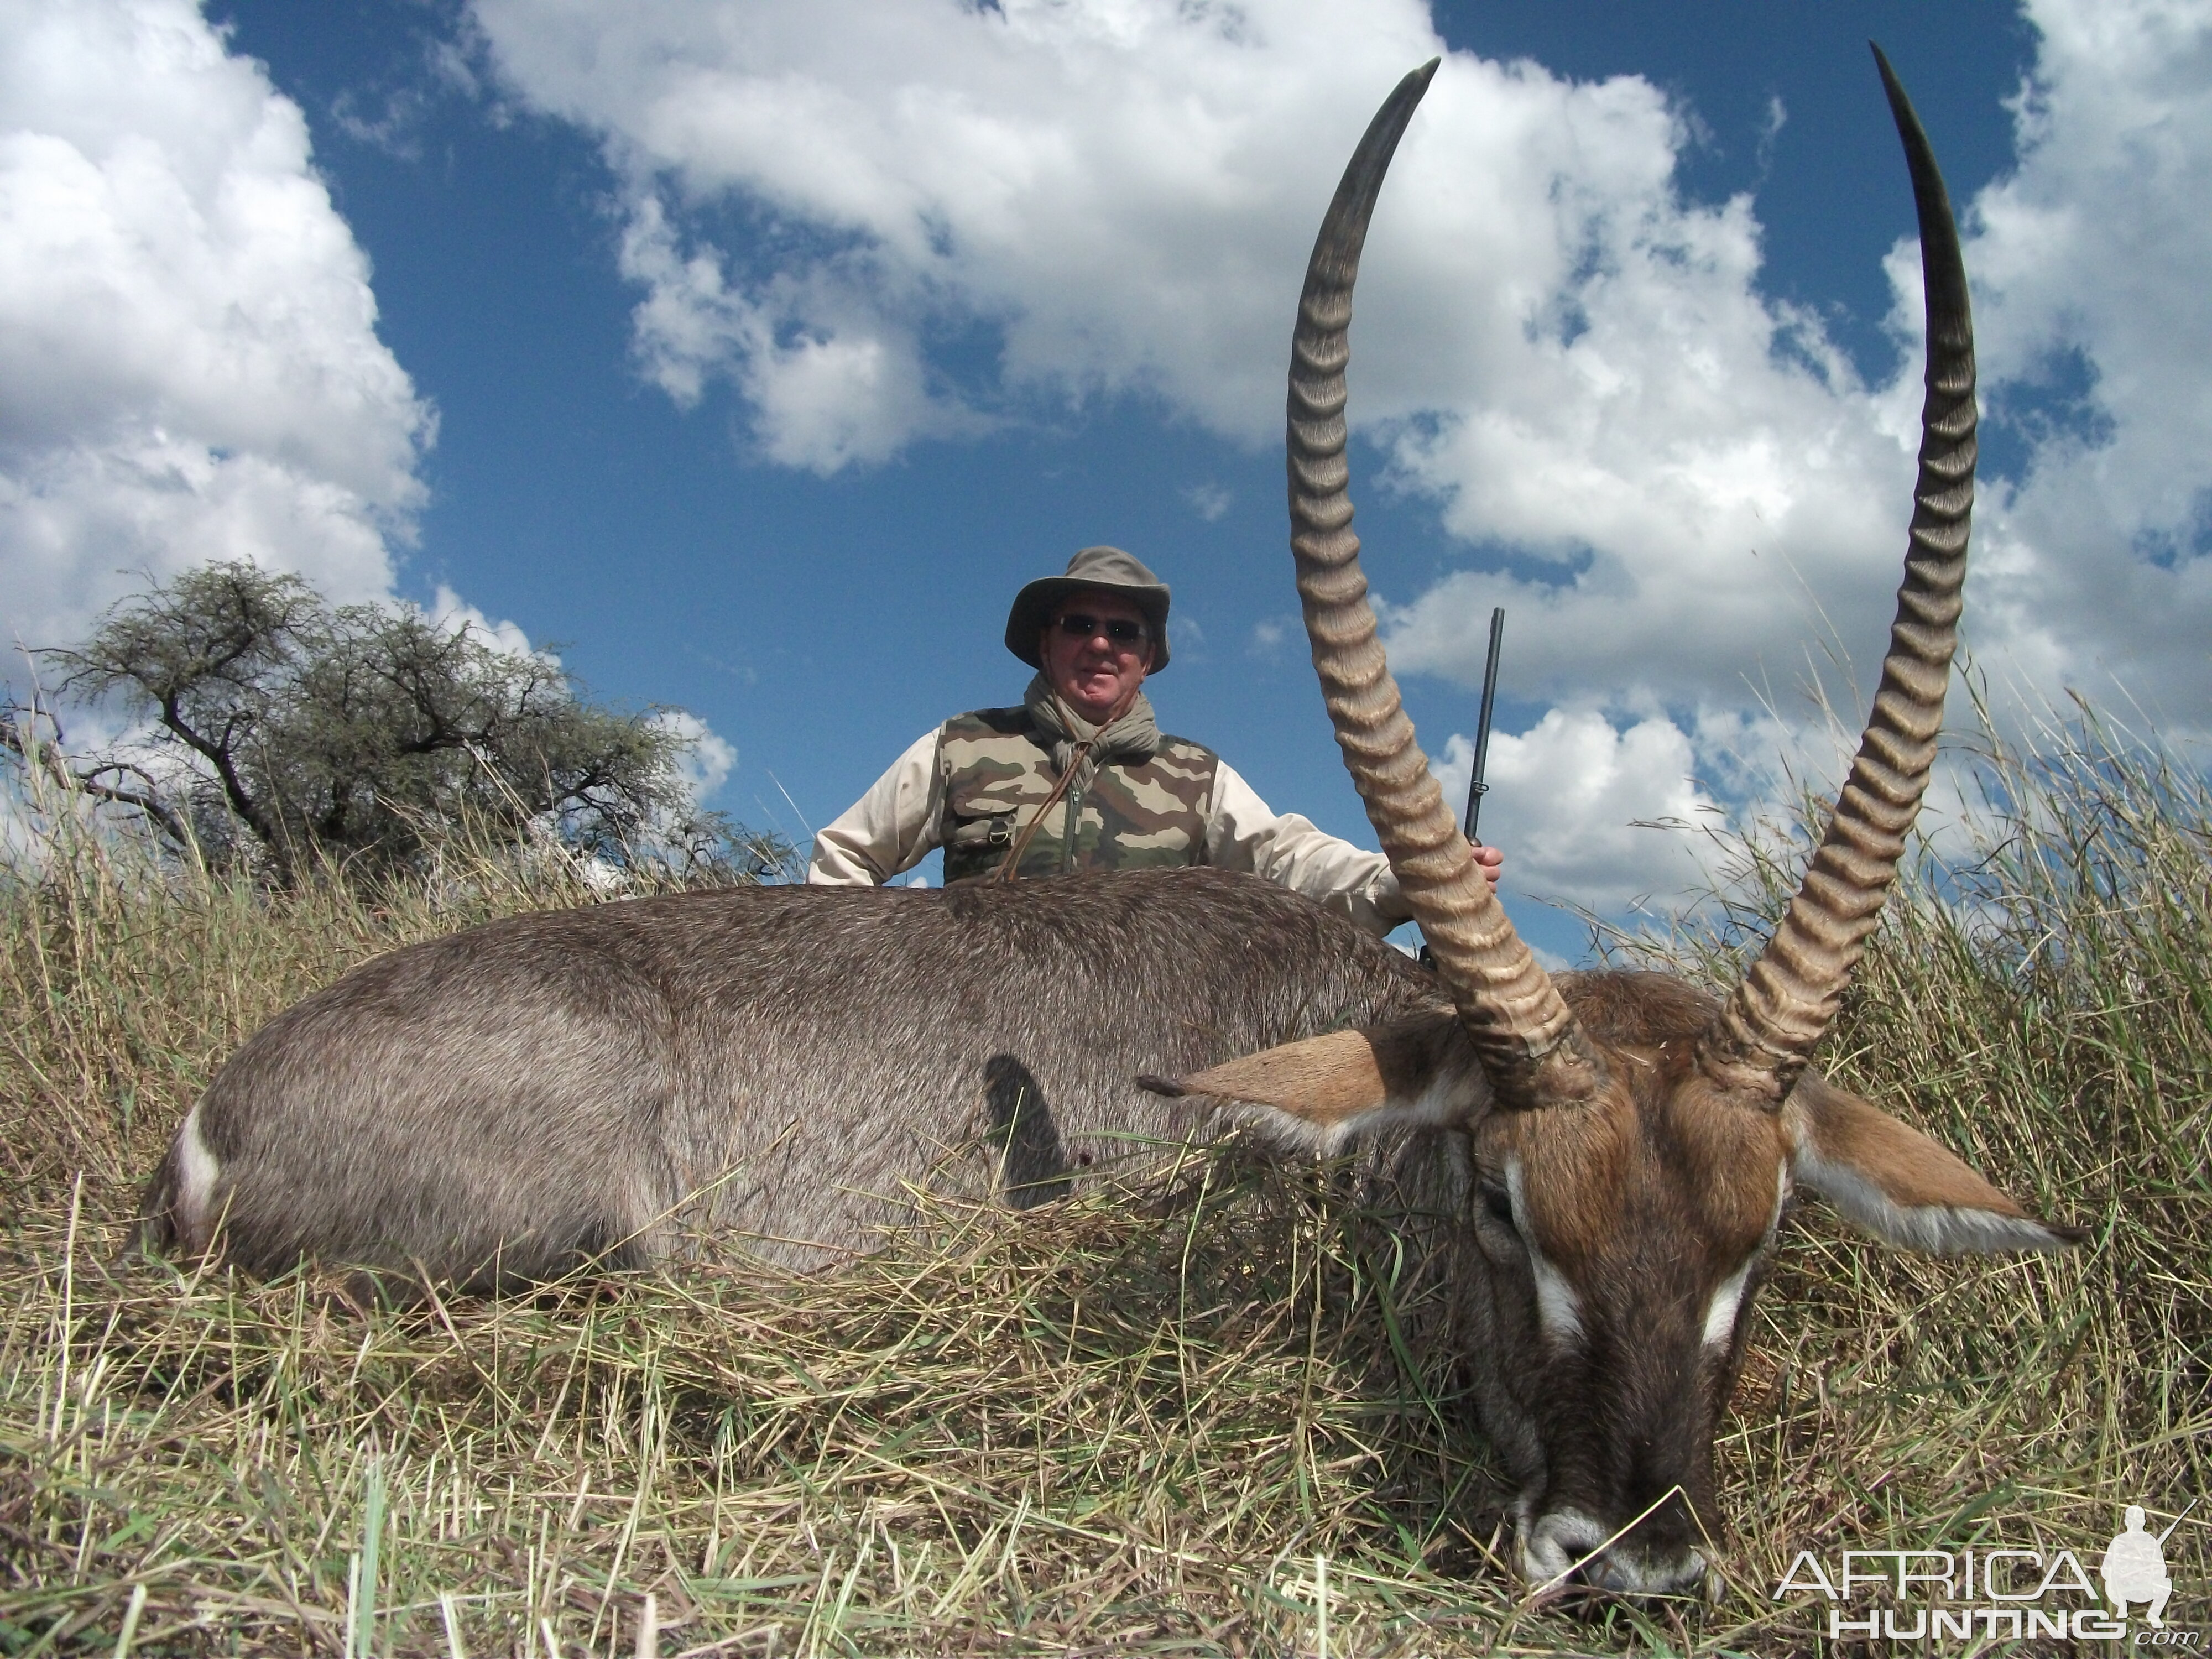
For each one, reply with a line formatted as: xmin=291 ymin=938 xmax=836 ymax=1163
xmin=473 ymin=0 xmax=1454 ymax=470
xmin=427 ymin=583 xmax=538 ymax=659
xmin=651 ymin=707 xmax=739 ymax=805
xmin=1431 ymin=711 xmax=1721 ymax=912
xmin=1953 ymin=0 xmax=2212 ymax=722
xmin=0 ymin=0 xmax=432 ymax=655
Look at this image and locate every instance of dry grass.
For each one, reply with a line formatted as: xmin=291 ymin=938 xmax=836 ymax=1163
xmin=3 ymin=713 xmax=2208 ymax=1655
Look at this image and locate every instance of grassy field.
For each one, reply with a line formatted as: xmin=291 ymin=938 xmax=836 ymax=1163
xmin=3 ymin=716 xmax=2208 ymax=1656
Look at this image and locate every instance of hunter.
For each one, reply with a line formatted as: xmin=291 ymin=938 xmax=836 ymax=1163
xmin=807 ymin=546 xmax=1502 ymax=933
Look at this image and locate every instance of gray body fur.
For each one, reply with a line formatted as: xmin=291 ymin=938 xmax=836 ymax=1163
xmin=141 ymin=868 xmax=1447 ymax=1282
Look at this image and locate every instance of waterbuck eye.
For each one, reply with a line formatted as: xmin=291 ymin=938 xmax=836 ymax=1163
xmin=1480 ymin=1184 xmax=1516 ymax=1228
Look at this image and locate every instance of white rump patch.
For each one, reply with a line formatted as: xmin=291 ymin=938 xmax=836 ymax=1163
xmin=1506 ymin=1159 xmax=1583 ymax=1345
xmin=175 ymin=1103 xmax=221 ymax=1232
xmin=1792 ymin=1146 xmax=2072 ymax=1254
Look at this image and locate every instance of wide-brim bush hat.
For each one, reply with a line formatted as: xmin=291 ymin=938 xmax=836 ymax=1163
xmin=1004 ymin=546 xmax=1172 ymax=671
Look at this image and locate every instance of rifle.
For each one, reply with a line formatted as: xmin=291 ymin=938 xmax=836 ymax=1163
xmin=1418 ymin=607 xmax=1504 ymax=972
xmin=2156 ymin=1495 xmax=2201 ymax=1545
xmin=1463 ymin=607 xmax=1505 ymax=846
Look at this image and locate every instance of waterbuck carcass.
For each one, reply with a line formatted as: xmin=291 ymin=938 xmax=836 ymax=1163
xmin=137 ymin=48 xmax=2073 ymax=1599
xmin=140 ymin=868 xmax=1452 ymax=1276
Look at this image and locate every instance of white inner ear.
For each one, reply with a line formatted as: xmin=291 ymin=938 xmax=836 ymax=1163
xmin=1293 ymin=1053 xmax=1484 ymax=1156
xmin=1506 ymin=1157 xmax=1583 ymax=1346
xmin=1790 ymin=1140 xmax=2073 ymax=1255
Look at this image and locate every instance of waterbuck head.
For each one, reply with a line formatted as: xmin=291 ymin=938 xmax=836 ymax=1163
xmin=1151 ymin=50 xmax=2077 ymax=1598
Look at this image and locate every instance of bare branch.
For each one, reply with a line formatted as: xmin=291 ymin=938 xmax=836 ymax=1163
xmin=0 ymin=710 xmax=195 ymax=851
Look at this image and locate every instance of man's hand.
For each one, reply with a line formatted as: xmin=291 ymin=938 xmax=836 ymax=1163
xmin=1472 ymin=842 xmax=1504 ymax=890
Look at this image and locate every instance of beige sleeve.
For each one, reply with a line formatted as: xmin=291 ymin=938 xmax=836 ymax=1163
xmin=1201 ymin=760 xmax=1412 ymax=937
xmin=805 ymin=728 xmax=945 ymax=885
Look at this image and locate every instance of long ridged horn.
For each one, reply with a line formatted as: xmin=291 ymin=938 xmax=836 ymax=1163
xmin=1698 ymin=46 xmax=1978 ymax=1099
xmin=1288 ymin=61 xmax=1603 ymax=1109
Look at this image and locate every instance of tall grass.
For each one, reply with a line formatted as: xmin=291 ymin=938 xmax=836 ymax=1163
xmin=2 ymin=713 xmax=2206 ymax=1655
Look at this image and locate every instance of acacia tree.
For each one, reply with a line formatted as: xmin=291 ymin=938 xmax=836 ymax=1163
xmin=9 ymin=562 xmax=778 ymax=881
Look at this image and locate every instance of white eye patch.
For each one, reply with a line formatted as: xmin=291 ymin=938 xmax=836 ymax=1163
xmin=1505 ymin=1157 xmax=1584 ymax=1346
xmin=1702 ymin=1159 xmax=1789 ymax=1350
xmin=1700 ymin=1258 xmax=1755 ymax=1349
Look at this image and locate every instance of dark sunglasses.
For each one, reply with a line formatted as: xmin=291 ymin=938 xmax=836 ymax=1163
xmin=1052 ymin=613 xmax=1151 ymax=645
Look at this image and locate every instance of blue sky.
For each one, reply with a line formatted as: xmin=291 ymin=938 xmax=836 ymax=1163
xmin=6 ymin=0 xmax=2206 ymax=960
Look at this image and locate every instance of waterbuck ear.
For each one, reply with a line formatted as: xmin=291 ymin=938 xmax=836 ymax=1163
xmin=1782 ymin=1071 xmax=2081 ymax=1254
xmin=1137 ymin=1012 xmax=1480 ymax=1147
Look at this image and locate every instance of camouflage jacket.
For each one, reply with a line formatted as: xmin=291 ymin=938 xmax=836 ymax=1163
xmin=807 ymin=712 xmax=1412 ymax=937
xmin=933 ymin=705 xmax=1218 ymax=883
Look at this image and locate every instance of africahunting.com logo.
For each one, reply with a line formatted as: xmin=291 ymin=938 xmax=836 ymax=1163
xmin=1773 ymin=1501 xmax=2198 ymax=1644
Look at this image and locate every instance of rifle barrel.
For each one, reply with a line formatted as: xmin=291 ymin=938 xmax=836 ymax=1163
xmin=2156 ymin=1495 xmax=2200 ymax=1544
xmin=1464 ymin=607 xmax=1505 ymax=843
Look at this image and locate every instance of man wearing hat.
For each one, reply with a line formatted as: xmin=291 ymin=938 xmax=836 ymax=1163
xmin=806 ymin=546 xmax=1501 ymax=935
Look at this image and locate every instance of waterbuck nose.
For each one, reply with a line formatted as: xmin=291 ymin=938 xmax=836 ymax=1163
xmin=1522 ymin=1511 xmax=1708 ymax=1599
